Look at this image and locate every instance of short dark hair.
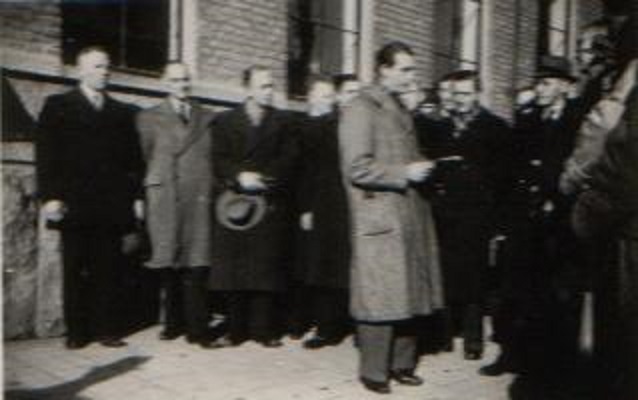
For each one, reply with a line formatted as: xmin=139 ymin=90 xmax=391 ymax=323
xmin=75 ymin=46 xmax=109 ymax=65
xmin=242 ymin=65 xmax=270 ymax=87
xmin=446 ymin=69 xmax=482 ymax=91
xmin=375 ymin=41 xmax=414 ymax=73
xmin=333 ymin=73 xmax=359 ymax=90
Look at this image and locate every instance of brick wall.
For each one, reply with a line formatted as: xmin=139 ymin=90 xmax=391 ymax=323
xmin=374 ymin=0 xmax=437 ymax=85
xmin=0 ymin=2 xmax=61 ymax=59
xmin=197 ymin=0 xmax=289 ymax=91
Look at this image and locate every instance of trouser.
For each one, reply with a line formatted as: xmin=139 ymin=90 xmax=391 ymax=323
xmin=441 ymin=303 xmax=484 ymax=353
xmin=226 ymin=291 xmax=278 ymax=342
xmin=357 ymin=320 xmax=419 ymax=382
xmin=289 ymin=285 xmax=350 ymax=338
xmin=161 ymin=266 xmax=210 ymax=341
xmin=61 ymin=228 xmax=126 ymax=341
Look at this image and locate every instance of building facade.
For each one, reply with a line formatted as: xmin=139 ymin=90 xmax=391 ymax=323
xmin=1 ymin=0 xmax=605 ymax=338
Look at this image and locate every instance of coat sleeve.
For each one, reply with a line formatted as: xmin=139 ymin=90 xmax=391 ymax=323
xmin=36 ymin=96 xmax=65 ymax=202
xmin=560 ymin=98 xmax=626 ymax=194
xmin=135 ymin=110 xmax=155 ymax=163
xmin=211 ymin=114 xmax=242 ymax=186
xmin=338 ymin=97 xmax=409 ymax=191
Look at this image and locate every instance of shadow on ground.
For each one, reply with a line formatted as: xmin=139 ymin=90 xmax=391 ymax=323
xmin=5 ymin=356 xmax=151 ymax=400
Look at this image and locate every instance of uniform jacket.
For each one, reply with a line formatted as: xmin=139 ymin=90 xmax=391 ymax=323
xmin=339 ymin=85 xmax=443 ymax=322
xmin=136 ymin=99 xmax=215 ymax=268
xmin=36 ymin=89 xmax=142 ymax=231
xmin=208 ymin=105 xmax=299 ymax=291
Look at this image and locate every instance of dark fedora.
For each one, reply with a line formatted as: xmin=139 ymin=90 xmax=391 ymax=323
xmin=535 ymin=55 xmax=577 ymax=82
xmin=216 ymin=190 xmax=267 ymax=231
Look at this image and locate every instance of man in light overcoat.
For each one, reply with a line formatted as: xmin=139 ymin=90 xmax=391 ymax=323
xmin=339 ymin=42 xmax=443 ymax=394
xmin=136 ymin=62 xmax=217 ymax=348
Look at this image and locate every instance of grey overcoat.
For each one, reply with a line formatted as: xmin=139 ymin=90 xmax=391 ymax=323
xmin=136 ymin=100 xmax=215 ymax=268
xmin=339 ymin=85 xmax=444 ymax=322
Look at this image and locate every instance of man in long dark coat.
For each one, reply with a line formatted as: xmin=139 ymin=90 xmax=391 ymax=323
xmin=136 ymin=62 xmax=217 ymax=348
xmin=294 ymin=76 xmax=351 ymax=349
xmin=36 ymin=46 xmax=143 ymax=349
xmin=482 ymin=57 xmax=583 ymax=376
xmin=340 ymin=42 xmax=443 ymax=394
xmin=420 ymin=70 xmax=511 ymax=361
xmin=209 ymin=66 xmax=298 ymax=348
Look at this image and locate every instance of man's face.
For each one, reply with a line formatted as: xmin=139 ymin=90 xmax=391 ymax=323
xmin=438 ymin=80 xmax=456 ymax=112
xmin=165 ymin=64 xmax=191 ymax=100
xmin=78 ymin=50 xmax=110 ymax=91
xmin=535 ymin=77 xmax=568 ymax=106
xmin=379 ymin=52 xmax=417 ymax=94
xmin=577 ymin=29 xmax=608 ymax=70
xmin=337 ymin=80 xmax=361 ymax=105
xmin=308 ymin=81 xmax=336 ymax=115
xmin=453 ymin=79 xmax=479 ymax=114
xmin=248 ymin=70 xmax=275 ymax=107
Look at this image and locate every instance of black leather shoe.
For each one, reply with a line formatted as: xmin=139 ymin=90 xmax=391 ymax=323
xmin=260 ymin=339 xmax=283 ymax=348
xmin=302 ymin=335 xmax=340 ymax=349
xmin=65 ymin=338 xmax=89 ymax=350
xmin=99 ymin=338 xmax=127 ymax=348
xmin=159 ymin=330 xmax=183 ymax=341
xmin=390 ymin=369 xmax=424 ymax=386
xmin=479 ymin=356 xmax=520 ymax=376
xmin=360 ymin=377 xmax=391 ymax=394
xmin=464 ymin=349 xmax=483 ymax=360
xmin=195 ymin=340 xmax=224 ymax=349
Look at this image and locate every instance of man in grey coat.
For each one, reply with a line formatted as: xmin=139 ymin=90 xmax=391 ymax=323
xmin=136 ymin=62 xmax=217 ymax=348
xmin=339 ymin=42 xmax=443 ymax=394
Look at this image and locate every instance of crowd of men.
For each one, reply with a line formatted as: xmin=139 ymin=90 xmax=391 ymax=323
xmin=36 ymin=10 xmax=637 ymax=398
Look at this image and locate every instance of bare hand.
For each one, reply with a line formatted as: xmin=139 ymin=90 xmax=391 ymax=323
xmin=300 ymin=212 xmax=313 ymax=231
xmin=406 ymin=161 xmax=434 ymax=183
xmin=237 ymin=171 xmax=267 ymax=192
xmin=133 ymin=199 xmax=145 ymax=221
xmin=42 ymin=200 xmax=66 ymax=222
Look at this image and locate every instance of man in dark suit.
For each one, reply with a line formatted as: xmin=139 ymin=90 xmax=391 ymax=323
xmin=294 ymin=76 xmax=351 ymax=349
xmin=482 ymin=57 xmax=583 ymax=376
xmin=36 ymin=46 xmax=143 ymax=349
xmin=209 ymin=66 xmax=298 ymax=348
xmin=136 ymin=62 xmax=218 ymax=348
xmin=420 ymin=70 xmax=511 ymax=361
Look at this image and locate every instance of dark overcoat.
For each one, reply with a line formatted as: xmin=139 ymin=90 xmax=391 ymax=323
xmin=136 ymin=100 xmax=215 ymax=268
xmin=36 ymin=89 xmax=142 ymax=232
xmin=295 ymin=113 xmax=351 ymax=289
xmin=416 ymin=109 xmax=511 ymax=304
xmin=208 ymin=105 xmax=298 ymax=292
xmin=339 ymin=86 xmax=443 ymax=322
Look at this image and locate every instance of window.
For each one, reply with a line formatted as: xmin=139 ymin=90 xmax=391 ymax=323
xmin=433 ymin=0 xmax=482 ymax=77
xmin=538 ymin=0 xmax=575 ymax=58
xmin=61 ymin=0 xmax=171 ymax=74
xmin=287 ymin=0 xmax=361 ymax=97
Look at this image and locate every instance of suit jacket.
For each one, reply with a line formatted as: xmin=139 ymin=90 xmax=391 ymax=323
xmin=209 ymin=105 xmax=299 ymax=291
xmin=36 ymin=88 xmax=142 ymax=231
xmin=136 ymin=99 xmax=215 ymax=268
xmin=339 ymin=85 xmax=443 ymax=321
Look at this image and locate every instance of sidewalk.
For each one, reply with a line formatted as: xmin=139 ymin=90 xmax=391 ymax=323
xmin=5 ymin=326 xmax=513 ymax=400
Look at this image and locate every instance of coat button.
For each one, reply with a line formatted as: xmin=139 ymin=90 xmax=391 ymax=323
xmin=529 ymin=185 xmax=540 ymax=193
xmin=530 ymin=159 xmax=542 ymax=167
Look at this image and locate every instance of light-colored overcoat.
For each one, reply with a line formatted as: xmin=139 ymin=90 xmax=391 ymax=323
xmin=339 ymin=85 xmax=444 ymax=322
xmin=136 ymin=100 xmax=215 ymax=268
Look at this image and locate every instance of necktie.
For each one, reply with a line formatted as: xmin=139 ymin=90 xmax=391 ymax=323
xmin=178 ymin=102 xmax=190 ymax=124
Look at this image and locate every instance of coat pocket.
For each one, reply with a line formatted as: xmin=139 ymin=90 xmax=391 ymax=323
xmin=354 ymin=191 xmax=396 ymax=236
xmin=144 ymin=175 xmax=163 ymax=187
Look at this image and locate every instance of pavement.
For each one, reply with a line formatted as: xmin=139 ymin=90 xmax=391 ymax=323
xmin=4 ymin=325 xmax=516 ymax=400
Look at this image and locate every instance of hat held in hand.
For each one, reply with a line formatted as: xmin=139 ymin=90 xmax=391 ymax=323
xmin=216 ymin=190 xmax=267 ymax=231
xmin=536 ymin=55 xmax=577 ymax=82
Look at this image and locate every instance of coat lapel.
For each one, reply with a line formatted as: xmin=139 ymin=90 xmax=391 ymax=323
xmin=239 ymin=105 xmax=277 ymax=158
xmin=369 ymin=86 xmax=413 ymax=134
xmin=156 ymin=100 xmax=190 ymax=155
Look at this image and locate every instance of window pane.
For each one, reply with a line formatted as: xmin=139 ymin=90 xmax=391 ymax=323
xmin=124 ymin=0 xmax=169 ymax=72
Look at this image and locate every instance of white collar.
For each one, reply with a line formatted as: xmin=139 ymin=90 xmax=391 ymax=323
xmin=80 ymin=84 xmax=103 ymax=102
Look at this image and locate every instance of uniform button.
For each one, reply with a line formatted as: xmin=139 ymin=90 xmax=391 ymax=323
xmin=530 ymin=159 xmax=542 ymax=167
xmin=529 ymin=185 xmax=540 ymax=193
